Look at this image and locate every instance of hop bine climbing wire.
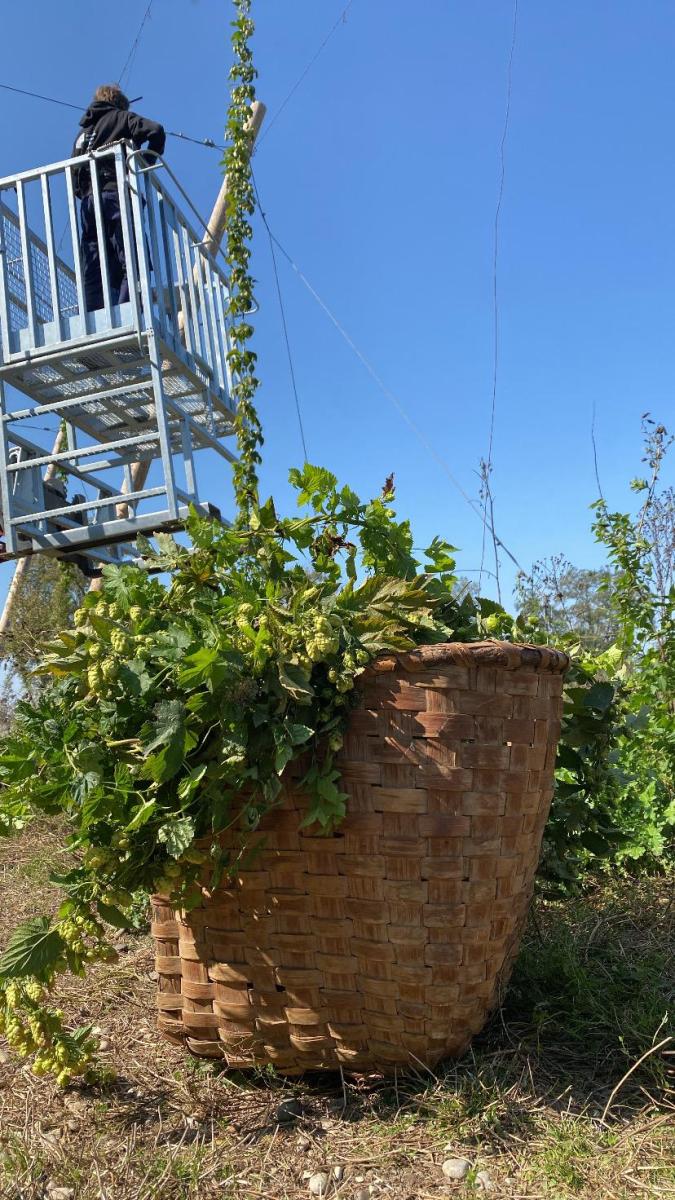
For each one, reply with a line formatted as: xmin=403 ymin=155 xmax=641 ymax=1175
xmin=255 ymin=0 xmax=356 ymax=150
xmin=479 ymin=0 xmax=519 ymax=602
xmin=118 ymin=0 xmax=156 ymax=90
xmin=252 ymin=171 xmax=308 ymax=464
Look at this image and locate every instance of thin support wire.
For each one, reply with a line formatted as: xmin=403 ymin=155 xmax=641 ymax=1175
xmin=0 ymin=81 xmax=223 ymax=153
xmin=253 ymin=174 xmax=308 ymax=462
xmin=255 ymin=0 xmax=355 ymax=150
xmin=480 ymin=0 xmax=519 ymax=597
xmin=591 ymin=400 xmax=605 ymax=501
xmin=119 ymin=0 xmax=155 ymax=89
xmin=258 ymin=210 xmax=524 ymax=574
xmin=0 ymin=82 xmax=81 ymax=111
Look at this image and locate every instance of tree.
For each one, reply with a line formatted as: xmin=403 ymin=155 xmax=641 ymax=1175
xmin=0 ymin=557 xmax=87 ymax=718
xmin=514 ymin=555 xmax=618 ymax=653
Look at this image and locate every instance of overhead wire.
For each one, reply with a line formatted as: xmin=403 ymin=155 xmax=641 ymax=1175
xmin=253 ymin=199 xmax=524 ymax=574
xmin=0 ymin=81 xmax=222 ymax=153
xmin=253 ymin=173 xmax=309 ymax=463
xmin=0 ymin=82 xmax=81 ymax=112
xmin=118 ymin=0 xmax=155 ymax=90
xmin=255 ymin=0 xmax=355 ymax=150
xmin=479 ymin=0 xmax=519 ymax=600
xmin=168 ymin=130 xmax=224 ymax=152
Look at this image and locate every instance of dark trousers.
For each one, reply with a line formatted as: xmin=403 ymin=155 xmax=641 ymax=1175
xmin=81 ymin=190 xmax=129 ymax=312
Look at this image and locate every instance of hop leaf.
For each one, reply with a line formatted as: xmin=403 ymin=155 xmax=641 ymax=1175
xmin=0 ymin=918 xmax=65 ymax=981
xmin=158 ymin=817 xmax=196 ymax=859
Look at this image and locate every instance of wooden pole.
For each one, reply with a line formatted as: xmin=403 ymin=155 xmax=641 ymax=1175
xmin=87 ymin=100 xmax=266 ymax=593
xmin=201 ymin=100 xmax=267 ymax=259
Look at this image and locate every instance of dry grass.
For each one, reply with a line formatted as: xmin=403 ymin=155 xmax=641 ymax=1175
xmin=0 ymin=820 xmax=673 ymax=1200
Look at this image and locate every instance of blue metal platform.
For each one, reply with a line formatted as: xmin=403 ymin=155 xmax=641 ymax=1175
xmin=0 ymin=144 xmax=237 ymax=563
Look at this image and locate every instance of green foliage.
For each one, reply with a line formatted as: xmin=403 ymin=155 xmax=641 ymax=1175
xmin=0 ymin=557 xmax=87 ymax=723
xmin=590 ymin=417 xmax=675 ymax=868
xmin=525 ymin=416 xmax=675 ymax=885
xmin=515 ymin=555 xmax=618 ymax=653
xmin=0 ymin=918 xmax=66 ymax=980
xmin=540 ymin=647 xmax=628 ymax=889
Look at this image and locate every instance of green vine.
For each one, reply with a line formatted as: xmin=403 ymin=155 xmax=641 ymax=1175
xmin=224 ymin=0 xmax=263 ymax=525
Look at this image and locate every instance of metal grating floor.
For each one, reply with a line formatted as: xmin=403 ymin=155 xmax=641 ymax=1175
xmin=4 ymin=340 xmax=235 ymax=454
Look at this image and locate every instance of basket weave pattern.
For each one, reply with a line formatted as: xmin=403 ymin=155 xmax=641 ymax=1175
xmin=151 ymin=642 xmax=567 ymax=1072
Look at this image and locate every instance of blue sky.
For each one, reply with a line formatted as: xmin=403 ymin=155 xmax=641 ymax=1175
xmin=1 ymin=0 xmax=674 ymax=606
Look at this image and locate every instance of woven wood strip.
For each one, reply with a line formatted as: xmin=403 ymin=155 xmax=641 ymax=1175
xmin=152 ymin=641 xmax=567 ymax=1073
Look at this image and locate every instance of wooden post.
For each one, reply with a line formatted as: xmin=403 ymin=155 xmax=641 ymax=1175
xmin=201 ymin=100 xmax=267 ymax=259
xmin=86 ymin=99 xmax=266 ymax=593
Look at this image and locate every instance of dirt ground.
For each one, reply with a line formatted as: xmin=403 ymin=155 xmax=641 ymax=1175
xmin=0 ymin=820 xmax=673 ymax=1200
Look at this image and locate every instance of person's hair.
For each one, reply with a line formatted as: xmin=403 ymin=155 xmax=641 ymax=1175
xmin=93 ymin=84 xmax=129 ymax=110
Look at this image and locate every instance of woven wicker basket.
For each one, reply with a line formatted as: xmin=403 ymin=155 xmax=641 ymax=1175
xmin=151 ymin=641 xmax=567 ymax=1073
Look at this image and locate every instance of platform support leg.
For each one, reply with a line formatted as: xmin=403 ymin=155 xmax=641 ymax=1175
xmin=147 ymin=331 xmax=179 ymax=520
xmin=0 ymin=382 xmax=16 ymax=556
xmin=181 ymin=416 xmax=197 ymax=503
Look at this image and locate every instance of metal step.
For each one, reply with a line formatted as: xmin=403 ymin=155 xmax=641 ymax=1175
xmin=5 ymin=501 xmax=222 ymax=558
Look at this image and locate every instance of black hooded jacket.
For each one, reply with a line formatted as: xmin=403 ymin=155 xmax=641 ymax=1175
xmin=71 ymin=100 xmax=166 ymax=197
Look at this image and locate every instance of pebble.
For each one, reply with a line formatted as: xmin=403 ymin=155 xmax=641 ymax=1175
xmin=47 ymin=1188 xmax=75 ymax=1200
xmin=442 ymin=1158 xmax=471 ymax=1181
xmin=0 ymin=1049 xmax=9 ymax=1064
xmin=98 ymin=1038 xmax=111 ymax=1052
xmin=476 ymin=1170 xmax=493 ymax=1192
xmin=354 ymin=1190 xmax=371 ymax=1200
xmin=63 ymin=1097 xmax=88 ymax=1116
xmin=333 ymin=1166 xmax=345 ymax=1182
xmin=65 ymin=1120 xmax=79 ymax=1134
xmin=298 ymin=1136 xmax=312 ymax=1152
xmin=309 ymin=1172 xmax=331 ymax=1196
xmin=277 ymin=1096 xmax=304 ymax=1123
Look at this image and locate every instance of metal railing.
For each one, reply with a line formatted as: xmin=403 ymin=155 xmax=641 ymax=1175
xmin=0 ymin=200 xmax=78 ymax=333
xmin=0 ymin=144 xmax=234 ymax=402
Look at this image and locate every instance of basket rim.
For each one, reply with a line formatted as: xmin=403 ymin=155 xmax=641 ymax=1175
xmin=367 ymin=640 xmax=569 ymax=676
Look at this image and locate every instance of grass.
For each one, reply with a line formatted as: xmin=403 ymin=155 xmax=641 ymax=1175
xmin=0 ymin=820 xmax=673 ymax=1200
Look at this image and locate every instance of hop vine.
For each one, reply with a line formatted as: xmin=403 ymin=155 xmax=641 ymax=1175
xmin=225 ymin=0 xmax=264 ymax=526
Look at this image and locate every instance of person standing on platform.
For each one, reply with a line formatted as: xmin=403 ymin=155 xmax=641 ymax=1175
xmin=71 ymin=84 xmax=165 ymax=311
